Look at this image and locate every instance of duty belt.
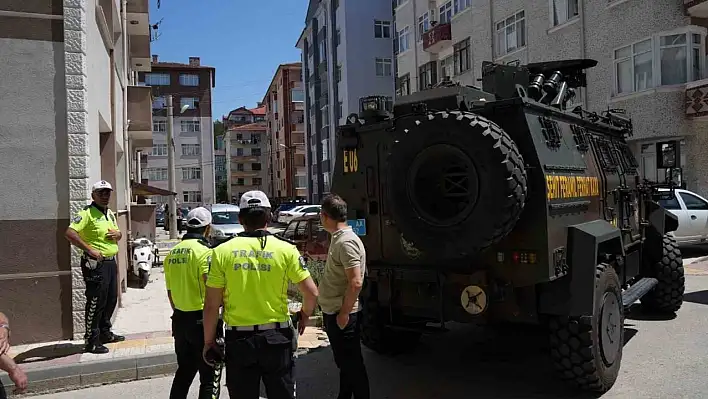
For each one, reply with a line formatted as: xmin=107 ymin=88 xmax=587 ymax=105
xmin=226 ymin=321 xmax=291 ymax=332
xmin=82 ymin=254 xmax=115 ymax=261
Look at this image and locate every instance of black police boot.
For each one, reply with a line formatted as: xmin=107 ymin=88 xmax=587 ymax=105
xmin=85 ymin=342 xmax=110 ymax=354
xmin=100 ymin=332 xmax=126 ymax=344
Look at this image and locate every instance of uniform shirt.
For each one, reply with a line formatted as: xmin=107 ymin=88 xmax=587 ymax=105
xmin=69 ymin=203 xmax=120 ymax=257
xmin=319 ymin=227 xmax=367 ymax=315
xmin=207 ymin=231 xmax=311 ymax=327
xmin=164 ymin=234 xmax=212 ymax=312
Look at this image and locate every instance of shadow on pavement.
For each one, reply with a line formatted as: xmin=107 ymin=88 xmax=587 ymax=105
xmin=625 ymin=304 xmax=677 ymax=321
xmin=680 ymin=245 xmax=708 ymax=260
xmin=683 ymin=290 xmax=708 ymax=306
xmin=13 ymin=343 xmax=84 ymax=364
xmin=286 ymin=323 xmax=637 ymax=399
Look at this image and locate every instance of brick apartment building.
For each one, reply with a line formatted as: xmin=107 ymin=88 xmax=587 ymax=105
xmin=263 ymin=63 xmax=308 ymax=201
xmin=225 ymin=122 xmax=268 ymax=202
xmin=139 ymin=56 xmax=217 ymax=207
xmin=215 ymin=105 xmax=266 ymax=192
xmin=394 ymin=0 xmax=708 ymax=196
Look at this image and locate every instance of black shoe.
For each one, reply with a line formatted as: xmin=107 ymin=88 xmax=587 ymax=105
xmin=100 ymin=332 xmax=126 ymax=344
xmin=85 ymin=343 xmax=110 ymax=354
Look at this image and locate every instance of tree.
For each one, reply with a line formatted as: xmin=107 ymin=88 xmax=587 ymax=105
xmin=213 ymin=120 xmax=225 ymax=149
xmin=216 ymin=180 xmax=228 ymax=203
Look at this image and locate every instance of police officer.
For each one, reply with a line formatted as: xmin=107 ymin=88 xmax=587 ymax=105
xmin=202 ymin=190 xmax=319 ymax=399
xmin=164 ymin=207 xmax=223 ymax=399
xmin=65 ymin=180 xmax=125 ymax=354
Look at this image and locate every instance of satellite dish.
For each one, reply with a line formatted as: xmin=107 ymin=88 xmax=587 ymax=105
xmin=180 ymin=104 xmax=190 ymax=113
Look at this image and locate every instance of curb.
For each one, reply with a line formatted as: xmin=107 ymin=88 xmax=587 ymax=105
xmin=2 ymin=351 xmax=177 ymax=397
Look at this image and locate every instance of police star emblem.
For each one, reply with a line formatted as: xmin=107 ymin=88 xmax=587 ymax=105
xmin=299 ymin=256 xmax=308 ymax=270
xmin=72 ymin=214 xmax=82 ymax=224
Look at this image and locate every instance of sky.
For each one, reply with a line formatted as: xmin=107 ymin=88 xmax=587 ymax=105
xmin=148 ymin=0 xmax=308 ymax=120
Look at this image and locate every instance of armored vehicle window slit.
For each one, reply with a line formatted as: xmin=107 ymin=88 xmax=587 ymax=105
xmin=538 ymin=116 xmax=562 ymax=148
xmin=570 ymin=125 xmax=590 ymax=152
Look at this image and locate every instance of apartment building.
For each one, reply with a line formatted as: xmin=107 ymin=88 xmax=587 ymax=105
xmin=0 ymin=0 xmax=154 ymax=343
xmin=263 ymin=63 xmax=308 ymax=201
xmin=225 ymin=122 xmax=268 ymax=202
xmin=223 ymin=104 xmax=266 ymax=130
xmin=139 ymin=56 xmax=217 ymax=207
xmin=297 ymin=0 xmax=396 ymax=202
xmin=394 ymin=0 xmax=708 ymax=196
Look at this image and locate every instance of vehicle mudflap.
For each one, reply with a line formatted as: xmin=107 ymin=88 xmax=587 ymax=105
xmin=566 ymin=220 xmax=623 ymax=317
xmin=643 ymin=201 xmax=679 ymax=264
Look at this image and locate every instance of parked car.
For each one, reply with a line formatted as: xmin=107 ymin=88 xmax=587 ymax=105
xmin=658 ymin=188 xmax=708 ymax=245
xmin=277 ymin=205 xmax=321 ymax=225
xmin=272 ymin=200 xmax=309 ymax=220
xmin=209 ymin=204 xmax=243 ymax=246
xmin=278 ymin=214 xmax=330 ymax=261
xmin=155 ymin=211 xmax=165 ymax=227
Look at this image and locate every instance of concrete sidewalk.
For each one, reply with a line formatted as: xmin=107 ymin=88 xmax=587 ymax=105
xmin=1 ymin=326 xmax=329 ymax=396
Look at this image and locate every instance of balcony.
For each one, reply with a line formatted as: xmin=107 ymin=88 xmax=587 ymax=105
xmin=686 ymin=78 xmax=708 ymax=120
xmin=423 ymin=23 xmax=452 ymax=53
xmin=231 ymin=171 xmax=262 ymax=179
xmin=127 ymin=85 xmax=153 ymax=147
xmin=685 ymin=0 xmax=708 ymax=17
xmin=231 ymin=156 xmax=260 ymax=163
xmin=126 ymin=0 xmax=151 ymax=72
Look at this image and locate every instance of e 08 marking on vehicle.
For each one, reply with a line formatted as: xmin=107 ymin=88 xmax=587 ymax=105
xmin=546 ymin=175 xmax=600 ymax=200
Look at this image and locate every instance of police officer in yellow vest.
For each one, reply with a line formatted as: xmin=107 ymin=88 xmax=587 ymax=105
xmin=202 ymin=191 xmax=319 ymax=399
xmin=65 ymin=180 xmax=126 ymax=354
xmin=164 ymin=207 xmax=223 ymax=399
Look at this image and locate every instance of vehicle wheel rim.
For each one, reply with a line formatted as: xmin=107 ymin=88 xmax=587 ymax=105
xmin=407 ymin=144 xmax=480 ymax=227
xmin=599 ymin=291 xmax=621 ymax=366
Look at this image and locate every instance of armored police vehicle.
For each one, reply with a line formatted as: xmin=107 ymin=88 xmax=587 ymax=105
xmin=330 ymin=59 xmax=685 ymax=393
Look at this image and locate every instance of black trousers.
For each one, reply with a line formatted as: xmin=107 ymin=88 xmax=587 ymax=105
xmin=224 ymin=328 xmax=295 ymax=399
xmin=170 ymin=310 xmax=223 ymax=399
xmin=323 ymin=312 xmax=370 ymax=399
xmin=81 ymin=257 xmax=118 ymax=345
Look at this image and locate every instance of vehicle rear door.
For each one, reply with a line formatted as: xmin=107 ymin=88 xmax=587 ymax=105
xmin=677 ymin=191 xmax=708 ymax=243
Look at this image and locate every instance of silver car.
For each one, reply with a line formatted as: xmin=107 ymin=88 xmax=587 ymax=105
xmin=209 ymin=204 xmax=244 ymax=245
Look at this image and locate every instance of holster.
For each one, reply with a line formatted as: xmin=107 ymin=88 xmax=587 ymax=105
xmin=290 ymin=313 xmax=300 ymax=353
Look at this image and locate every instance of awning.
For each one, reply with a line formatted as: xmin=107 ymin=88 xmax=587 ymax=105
xmin=130 ymin=180 xmax=176 ymax=196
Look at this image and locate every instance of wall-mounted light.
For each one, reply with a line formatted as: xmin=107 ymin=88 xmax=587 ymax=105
xmin=130 ymin=20 xmax=139 ymax=25
xmin=136 ymin=63 xmax=143 ymax=67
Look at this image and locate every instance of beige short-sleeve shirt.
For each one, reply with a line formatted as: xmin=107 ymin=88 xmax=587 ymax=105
xmin=319 ymin=227 xmax=367 ymax=315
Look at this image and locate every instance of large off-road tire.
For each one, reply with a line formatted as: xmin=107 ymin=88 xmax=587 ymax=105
xmin=387 ymin=111 xmax=527 ymax=258
xmin=549 ymin=263 xmax=623 ymax=393
xmin=641 ymin=234 xmax=685 ymax=313
xmin=360 ymin=288 xmax=421 ymax=355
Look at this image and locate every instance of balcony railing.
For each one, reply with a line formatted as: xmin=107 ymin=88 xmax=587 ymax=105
xmin=423 ymin=23 xmax=452 ymax=53
xmin=685 ymin=0 xmax=708 ymax=17
xmin=686 ymin=78 xmax=708 ymax=119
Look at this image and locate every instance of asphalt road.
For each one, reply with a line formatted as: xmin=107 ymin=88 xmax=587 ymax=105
xmin=28 ymin=273 xmax=708 ymax=399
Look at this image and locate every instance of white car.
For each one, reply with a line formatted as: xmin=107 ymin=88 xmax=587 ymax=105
xmin=658 ymin=188 xmax=708 ymax=246
xmin=277 ymin=205 xmax=321 ymax=225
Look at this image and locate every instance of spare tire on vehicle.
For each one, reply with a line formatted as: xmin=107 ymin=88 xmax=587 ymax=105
xmin=387 ymin=111 xmax=528 ymax=259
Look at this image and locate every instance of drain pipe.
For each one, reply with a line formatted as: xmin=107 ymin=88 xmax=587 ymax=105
xmin=121 ymin=0 xmax=131 ymax=233
xmin=579 ymin=0 xmax=589 ymax=107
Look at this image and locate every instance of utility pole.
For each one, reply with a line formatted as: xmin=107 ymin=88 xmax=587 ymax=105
xmin=167 ymin=95 xmax=178 ymax=239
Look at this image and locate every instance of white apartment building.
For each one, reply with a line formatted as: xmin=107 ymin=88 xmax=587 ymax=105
xmin=139 ymin=57 xmax=217 ymax=207
xmin=394 ymin=0 xmax=708 ymax=196
xmin=296 ymin=0 xmax=396 ymax=202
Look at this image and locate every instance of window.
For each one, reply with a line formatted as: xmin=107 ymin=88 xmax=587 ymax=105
xmin=215 ymin=155 xmax=226 ymax=171
xmin=253 ymin=177 xmax=263 ymax=186
xmin=181 ymin=144 xmax=201 ymax=156
xmin=250 ymin=133 xmax=260 ymax=144
xmin=439 ymin=1 xmax=453 ymax=24
xmin=452 ymin=39 xmax=471 ymax=76
xmin=550 ymin=0 xmax=578 ymax=27
xmin=374 ymin=20 xmax=391 ymax=38
xmin=337 ymin=101 xmax=343 ymax=119
xmin=322 ymin=138 xmax=330 ymax=161
xmin=182 ymin=167 xmax=202 ymax=180
xmin=376 ymin=58 xmax=393 ymax=77
xmin=180 ymin=97 xmax=199 ymax=110
xmin=295 ymin=175 xmax=307 ymax=189
xmin=397 ymin=74 xmax=411 ymax=97
xmin=180 ymin=120 xmax=200 ymax=132
xmin=144 ymin=73 xmax=170 ymax=86
xmin=321 ymin=104 xmax=330 ymax=128
xmin=237 ymin=163 xmax=244 ymax=171
xmin=417 ymin=12 xmax=430 ymax=42
xmin=151 ymin=143 xmax=167 ymax=156
xmin=179 ymin=74 xmax=199 ymax=86
xmin=419 ymin=61 xmax=437 ymax=90
xmin=397 ymin=26 xmax=411 ymax=53
xmin=183 ymin=191 xmax=202 ymax=203
xmin=614 ymin=29 xmax=705 ymax=95
xmin=336 ymin=28 xmax=341 ymax=46
xmin=454 ymin=0 xmax=471 ymax=14
xmin=291 ymin=89 xmax=304 ymax=102
xmin=235 ymin=148 xmax=244 ymax=156
xmin=335 ymin=65 xmax=342 ymax=83
xmin=440 ymin=56 xmax=454 ymax=80
xmin=319 ymin=39 xmax=327 ymax=61
xmin=659 ymin=197 xmax=682 ymax=210
xmin=152 ymin=96 xmax=166 ymax=109
xmin=252 ymin=163 xmax=262 ymax=171
xmin=679 ymin=193 xmax=708 ymax=210
xmin=251 ymin=148 xmax=262 ymax=156
xmin=153 ymin=120 xmax=166 ymax=132
xmin=495 ymin=11 xmax=526 ymax=57
xmin=145 ymin=168 xmax=168 ymax=181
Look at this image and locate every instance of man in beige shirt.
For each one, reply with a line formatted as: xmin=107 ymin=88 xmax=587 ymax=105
xmin=318 ymin=194 xmax=370 ymax=399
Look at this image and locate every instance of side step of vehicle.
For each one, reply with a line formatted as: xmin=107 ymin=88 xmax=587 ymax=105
xmin=622 ymin=277 xmax=659 ymax=308
xmin=386 ymin=324 xmax=449 ymax=334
